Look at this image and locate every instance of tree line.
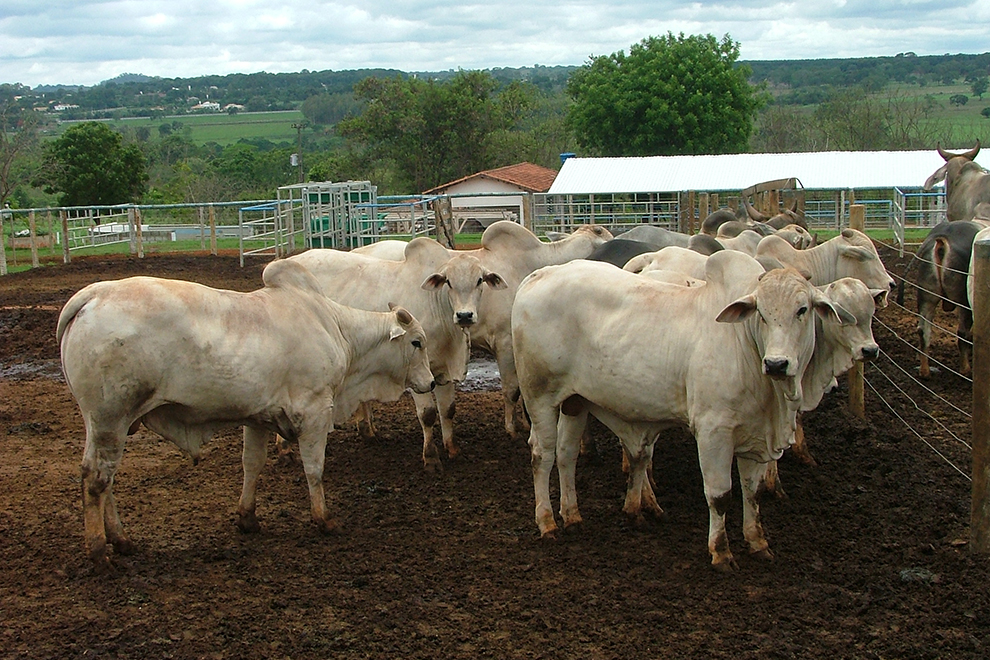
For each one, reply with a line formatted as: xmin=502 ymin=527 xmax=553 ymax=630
xmin=2 ymin=35 xmax=988 ymax=214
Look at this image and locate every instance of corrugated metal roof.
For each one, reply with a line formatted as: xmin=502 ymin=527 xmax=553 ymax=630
xmin=548 ymin=150 xmax=990 ymax=195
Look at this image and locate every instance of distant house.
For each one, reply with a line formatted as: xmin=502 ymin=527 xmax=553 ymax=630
xmin=222 ymin=103 xmax=245 ymax=112
xmin=424 ymin=162 xmax=558 ymax=231
xmin=190 ymin=101 xmax=221 ymax=112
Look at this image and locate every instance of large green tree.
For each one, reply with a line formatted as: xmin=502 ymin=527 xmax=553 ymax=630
xmin=42 ymin=122 xmax=147 ymax=206
xmin=338 ymin=71 xmax=534 ymax=192
xmin=566 ymin=33 xmax=765 ymax=156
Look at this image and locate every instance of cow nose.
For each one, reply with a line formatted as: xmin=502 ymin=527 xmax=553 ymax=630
xmin=429 ymin=379 xmax=437 ymax=392
xmin=456 ymin=311 xmax=475 ymax=326
xmin=764 ymin=357 xmax=790 ymax=377
xmin=861 ymin=345 xmax=879 ymax=361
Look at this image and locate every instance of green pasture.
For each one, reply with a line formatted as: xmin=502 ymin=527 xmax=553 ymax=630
xmin=59 ymin=110 xmax=307 ymax=147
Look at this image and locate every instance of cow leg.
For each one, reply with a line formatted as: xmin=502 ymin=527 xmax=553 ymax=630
xmin=738 ymin=456 xmax=773 ymax=561
xmin=354 ymin=402 xmax=377 ymax=440
xmin=528 ymin=401 xmax=561 ymax=539
xmin=297 ymin=426 xmax=337 ymax=533
xmin=80 ymin=423 xmax=127 ymax=568
xmin=103 ymin=489 xmax=134 ymax=556
xmin=620 ymin=434 xmax=660 ymax=527
xmin=411 ymin=390 xmax=442 ymax=472
xmin=959 ymin=308 xmax=974 ymax=376
xmin=237 ymin=426 xmax=270 ymax=533
xmin=696 ymin=429 xmax=737 ymax=571
xmin=496 ymin=343 xmax=528 ymax=437
xmin=788 ymin=416 xmax=816 ymax=466
xmin=556 ymin=407 xmax=588 ymax=530
xmin=917 ymin=291 xmax=938 ymax=378
xmin=434 ymin=380 xmax=459 ymax=459
xmin=762 ymin=460 xmax=787 ymax=499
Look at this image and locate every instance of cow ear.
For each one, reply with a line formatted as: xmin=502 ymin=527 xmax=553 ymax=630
xmin=839 ymin=245 xmax=874 ymax=262
xmin=483 ymin=271 xmax=508 ymax=290
xmin=389 ymin=323 xmax=407 ymax=340
xmin=871 ymin=288 xmax=889 ymax=308
xmin=716 ymin=295 xmax=757 ymax=323
xmin=392 ymin=305 xmax=414 ymax=326
xmin=924 ymin=164 xmax=948 ymax=191
xmin=811 ymin=289 xmax=857 ymax=326
xmin=422 ymin=273 xmax=447 ymax=291
xmin=544 ymin=231 xmax=568 ymax=242
xmin=756 ymin=255 xmax=784 ymax=272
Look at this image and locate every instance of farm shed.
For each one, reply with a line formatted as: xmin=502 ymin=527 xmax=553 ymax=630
xmin=424 ymin=162 xmax=558 ymax=232
xmin=536 ymin=149 xmax=990 ymax=237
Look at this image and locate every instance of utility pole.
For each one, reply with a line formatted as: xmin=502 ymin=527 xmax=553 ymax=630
xmin=291 ymin=122 xmax=307 ymax=183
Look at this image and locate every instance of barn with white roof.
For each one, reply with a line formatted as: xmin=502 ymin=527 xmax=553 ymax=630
xmin=533 ymin=148 xmax=989 ymax=235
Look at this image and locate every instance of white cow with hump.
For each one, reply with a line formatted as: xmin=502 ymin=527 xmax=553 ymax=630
xmin=512 ymin=251 xmax=853 ymax=570
xmin=288 ymin=237 xmax=506 ymax=470
xmin=353 ymin=221 xmax=613 ymax=437
xmin=57 ymin=259 xmax=435 ymax=568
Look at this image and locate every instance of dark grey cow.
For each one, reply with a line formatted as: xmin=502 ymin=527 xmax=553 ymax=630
xmin=898 ymin=220 xmax=985 ymax=378
xmin=924 ymin=142 xmax=990 ymax=223
xmin=586 ymin=238 xmax=659 ymax=267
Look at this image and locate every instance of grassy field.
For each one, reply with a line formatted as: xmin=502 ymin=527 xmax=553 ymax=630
xmin=59 ymin=110 xmax=307 ymax=146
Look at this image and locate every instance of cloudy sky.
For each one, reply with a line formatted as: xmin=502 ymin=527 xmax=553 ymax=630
xmin=1 ymin=0 xmax=988 ymax=88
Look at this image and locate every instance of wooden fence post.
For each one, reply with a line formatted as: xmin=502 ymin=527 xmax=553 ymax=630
xmin=61 ymin=211 xmax=70 ymax=264
xmin=209 ymin=204 xmax=217 ymax=255
xmin=847 ymin=204 xmax=866 ymax=418
xmin=135 ymin=208 xmax=144 ymax=258
xmin=28 ymin=211 xmax=39 ymax=268
xmin=0 ymin=208 xmax=7 ymax=276
xmin=972 ymin=238 xmax=990 ymax=553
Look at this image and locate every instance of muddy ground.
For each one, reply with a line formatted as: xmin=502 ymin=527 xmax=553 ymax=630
xmin=1 ymin=248 xmax=988 ymax=659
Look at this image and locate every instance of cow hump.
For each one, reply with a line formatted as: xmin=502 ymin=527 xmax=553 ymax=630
xmin=403 ymin=236 xmax=452 ymax=265
xmin=481 ymin=221 xmax=543 ymax=252
xmin=262 ymin=259 xmax=326 ymax=296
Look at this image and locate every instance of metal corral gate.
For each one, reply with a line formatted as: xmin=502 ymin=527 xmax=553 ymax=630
xmin=277 ymin=181 xmax=378 ymax=250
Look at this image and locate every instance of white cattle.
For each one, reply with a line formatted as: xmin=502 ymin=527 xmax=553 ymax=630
xmin=58 ymin=260 xmax=435 ymax=567
xmin=512 ymin=252 xmax=851 ymax=570
xmin=352 ymin=239 xmax=409 ymax=260
xmin=969 ymin=226 xmax=990 ymax=310
xmin=763 ymin=278 xmax=884 ymax=495
xmin=451 ymin=221 xmax=613 ymax=436
xmin=756 ymin=228 xmax=895 ymax=293
xmin=623 ymin=246 xmax=708 ymax=279
xmin=713 ymin=230 xmax=762 ymax=256
xmin=288 ymin=237 xmax=506 ymax=470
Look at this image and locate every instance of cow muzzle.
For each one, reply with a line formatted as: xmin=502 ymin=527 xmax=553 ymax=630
xmin=455 ymin=311 xmax=476 ymax=327
xmin=763 ymin=357 xmax=791 ymax=379
xmin=859 ymin=345 xmax=880 ymax=362
xmin=411 ymin=379 xmax=436 ymax=394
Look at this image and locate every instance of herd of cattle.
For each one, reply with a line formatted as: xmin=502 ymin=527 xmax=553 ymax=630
xmin=55 ymin=143 xmax=988 ymax=571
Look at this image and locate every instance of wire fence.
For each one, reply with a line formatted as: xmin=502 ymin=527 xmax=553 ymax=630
xmin=867 ymin=236 xmax=974 ymax=482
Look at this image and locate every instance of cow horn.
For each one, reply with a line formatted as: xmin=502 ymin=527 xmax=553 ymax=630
xmin=743 ymin=197 xmax=767 ymax=222
xmin=937 ymin=141 xmax=981 ymax=162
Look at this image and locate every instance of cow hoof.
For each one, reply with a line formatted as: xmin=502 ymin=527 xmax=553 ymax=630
xmin=711 ymin=557 xmax=739 ymax=573
xmin=540 ymin=529 xmax=559 ymax=542
xmin=445 ymin=444 xmax=461 ymax=460
xmin=629 ymin=513 xmax=648 ymax=530
xmin=317 ymin=517 xmax=342 ymax=535
xmin=562 ymin=517 xmax=584 ymax=532
xmin=88 ymin=541 xmax=109 ymax=568
xmin=750 ymin=547 xmax=775 ymax=562
xmin=111 ymin=537 xmax=136 ymax=556
xmin=236 ymin=512 xmax=261 ymax=534
xmin=422 ymin=457 xmax=444 ymax=474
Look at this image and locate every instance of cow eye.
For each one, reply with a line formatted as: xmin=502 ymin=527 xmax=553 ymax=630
xmin=412 ymin=340 xmax=423 ymax=349
xmin=797 ymin=306 xmax=808 ymax=317
xmin=477 ymin=277 xmax=484 ymax=286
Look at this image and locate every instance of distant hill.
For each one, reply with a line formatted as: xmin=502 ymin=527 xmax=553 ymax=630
xmin=9 ymin=53 xmax=989 ymax=119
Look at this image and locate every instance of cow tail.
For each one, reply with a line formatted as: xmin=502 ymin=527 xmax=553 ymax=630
xmin=55 ymin=288 xmax=96 ymax=346
xmin=932 ymin=237 xmax=950 ymax=306
xmin=896 ymin=255 xmax=912 ymax=306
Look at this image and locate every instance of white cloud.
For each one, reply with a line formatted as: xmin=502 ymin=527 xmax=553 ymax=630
xmin=0 ymin=0 xmax=986 ymax=87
